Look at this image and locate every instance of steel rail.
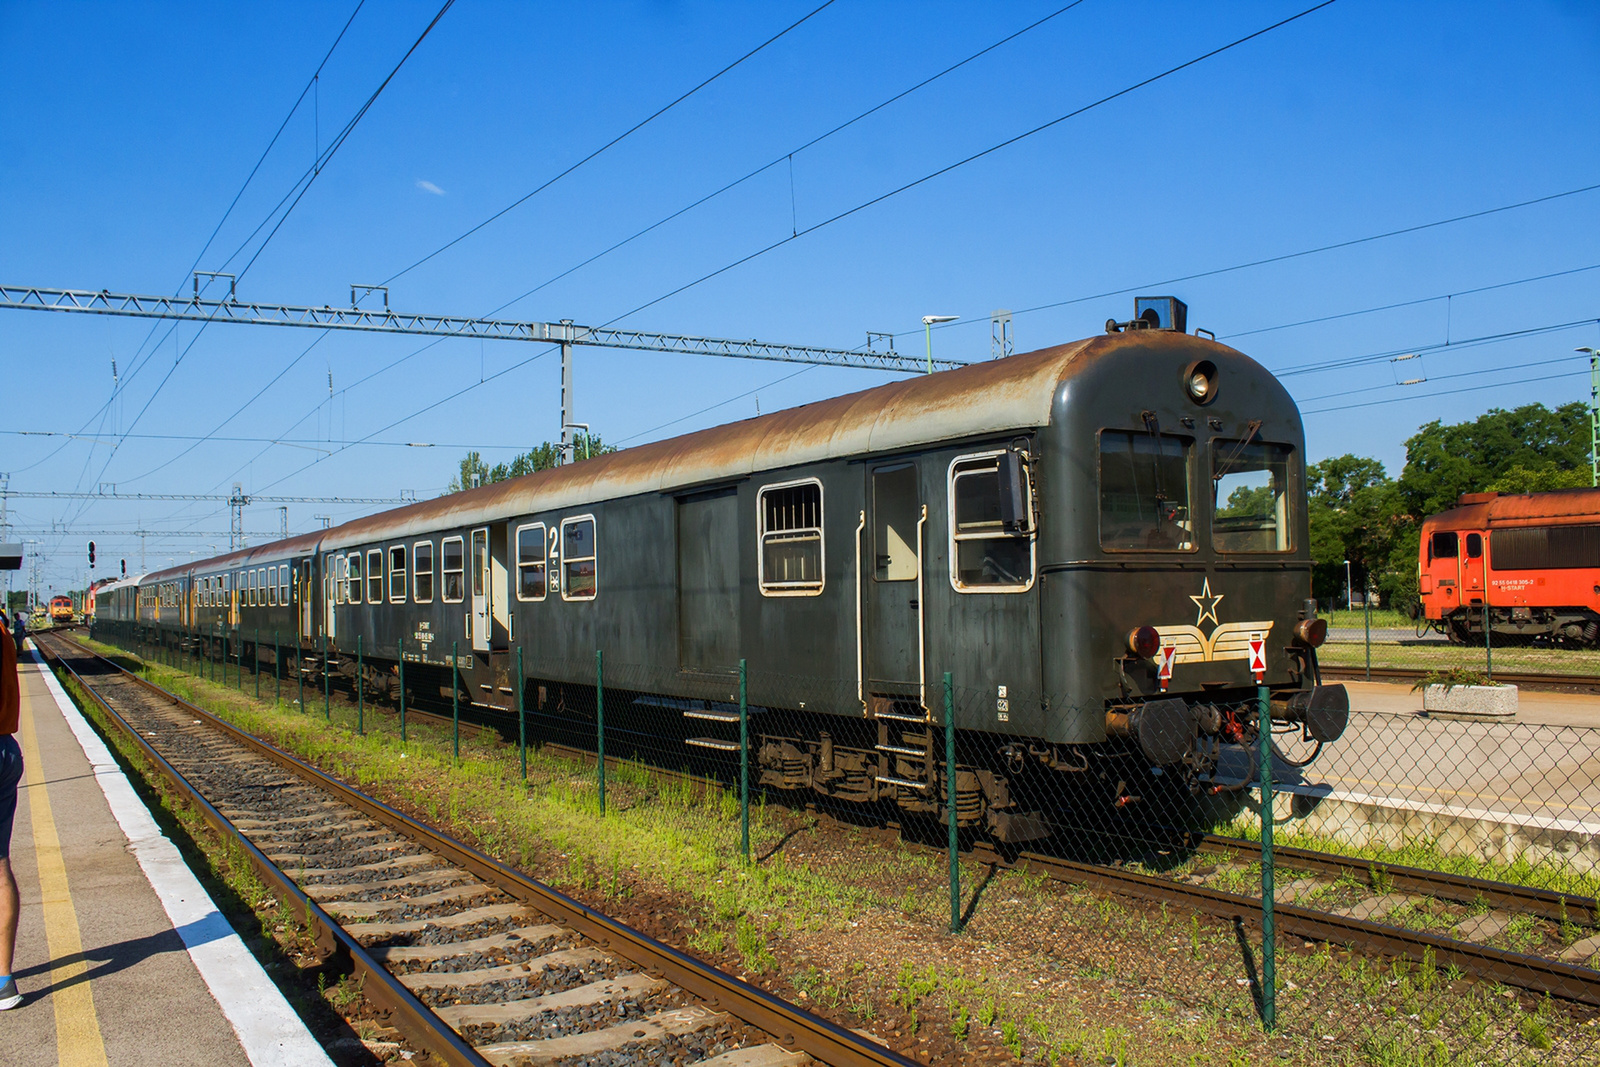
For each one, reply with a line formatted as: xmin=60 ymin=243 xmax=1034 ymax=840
xmin=975 ymin=845 xmax=1600 ymax=1008
xmin=41 ymin=634 xmax=920 ymax=1067
xmin=34 ymin=636 xmax=492 ymax=1067
xmin=1194 ymin=835 xmax=1598 ymax=926
xmin=1319 ymin=664 xmax=1600 ymax=693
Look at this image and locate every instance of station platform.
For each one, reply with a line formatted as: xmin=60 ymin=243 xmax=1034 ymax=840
xmin=6 ymin=644 xmax=333 ymax=1067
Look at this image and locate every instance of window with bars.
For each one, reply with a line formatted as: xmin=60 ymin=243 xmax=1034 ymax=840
xmin=758 ymin=480 xmax=823 ymax=594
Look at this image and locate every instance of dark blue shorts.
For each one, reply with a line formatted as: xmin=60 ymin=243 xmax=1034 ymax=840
xmin=0 ymin=735 xmax=21 ymax=861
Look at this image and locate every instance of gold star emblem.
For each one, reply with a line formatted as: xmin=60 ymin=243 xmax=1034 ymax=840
xmin=1190 ymin=577 xmax=1224 ymax=628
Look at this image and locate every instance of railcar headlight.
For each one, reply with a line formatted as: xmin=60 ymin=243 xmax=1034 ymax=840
xmin=1184 ymin=360 xmax=1218 ymax=404
xmin=1294 ymin=617 xmax=1328 ymax=648
xmin=1127 ymin=625 xmax=1161 ymax=659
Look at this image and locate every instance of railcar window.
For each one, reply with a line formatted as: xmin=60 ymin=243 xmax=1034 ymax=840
xmin=516 ymin=523 xmax=548 ymax=601
xmin=329 ymin=555 xmax=342 ymax=605
xmin=759 ymin=481 xmax=823 ymax=595
xmin=1212 ymin=440 xmax=1293 ymax=553
xmin=561 ymin=517 xmax=597 ymax=600
xmin=280 ymin=564 xmax=290 ymax=605
xmin=1465 ymin=533 xmax=1483 ymax=559
xmin=267 ymin=567 xmax=277 ymax=606
xmin=249 ymin=570 xmax=258 ymax=606
xmin=347 ymin=553 xmax=362 ymax=604
xmin=442 ymin=537 xmax=465 ymax=603
xmin=389 ymin=547 xmax=407 ymax=603
xmin=367 ymin=549 xmax=383 ymax=604
xmin=1491 ymin=525 xmax=1600 ymax=570
xmin=471 ymin=530 xmax=488 ymax=599
xmin=1430 ymin=531 xmax=1458 ymax=561
xmin=949 ymin=452 xmax=1035 ymax=591
xmin=1099 ymin=430 xmax=1194 ymax=551
xmin=414 ymin=541 xmax=435 ymax=603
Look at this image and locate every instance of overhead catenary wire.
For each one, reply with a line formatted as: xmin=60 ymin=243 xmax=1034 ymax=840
xmin=483 ymin=1 xmax=1089 ymax=317
xmin=379 ymin=0 xmax=841 ymax=287
xmin=214 ymin=3 xmax=1336 ymax=501
xmin=600 ymin=0 xmax=1340 ymax=327
xmin=73 ymin=0 xmax=458 ymax=503
xmin=19 ymin=2 xmax=370 ymax=483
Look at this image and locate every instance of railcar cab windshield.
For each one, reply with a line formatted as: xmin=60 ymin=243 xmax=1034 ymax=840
xmin=1099 ymin=423 xmax=1295 ymax=553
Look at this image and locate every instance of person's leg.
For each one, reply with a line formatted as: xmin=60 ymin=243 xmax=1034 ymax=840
xmin=0 ymin=859 xmax=15 ymax=977
xmin=0 ymin=734 xmax=19 ymax=979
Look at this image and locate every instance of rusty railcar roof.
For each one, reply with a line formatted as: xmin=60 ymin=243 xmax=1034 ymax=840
xmin=141 ymin=529 xmax=326 ymax=583
xmin=1428 ymin=488 xmax=1600 ymax=530
xmin=314 ymin=331 xmax=1215 ymax=550
xmin=131 ymin=329 xmax=1240 ymax=570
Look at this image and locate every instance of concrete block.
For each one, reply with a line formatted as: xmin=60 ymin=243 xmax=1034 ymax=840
xmin=1454 ymin=911 xmax=1511 ymax=944
xmin=1422 ymin=684 xmax=1517 ymax=721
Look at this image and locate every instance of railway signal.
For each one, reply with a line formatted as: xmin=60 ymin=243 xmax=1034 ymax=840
xmin=1249 ymin=635 xmax=1266 ymax=683
xmin=88 ymin=540 xmax=95 ymax=569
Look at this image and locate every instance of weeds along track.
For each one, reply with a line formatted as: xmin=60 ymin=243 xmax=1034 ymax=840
xmin=38 ymin=635 xmax=915 ymax=1067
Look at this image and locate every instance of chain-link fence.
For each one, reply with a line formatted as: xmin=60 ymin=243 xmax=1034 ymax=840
xmin=82 ymin=618 xmax=1600 ymax=1056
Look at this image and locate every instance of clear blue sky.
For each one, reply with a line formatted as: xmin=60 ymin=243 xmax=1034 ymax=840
xmin=3 ymin=0 xmax=1597 ymax=595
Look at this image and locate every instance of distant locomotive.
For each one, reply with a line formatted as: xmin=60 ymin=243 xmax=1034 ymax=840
xmin=49 ymin=595 xmax=75 ymax=623
xmin=94 ymin=300 xmax=1347 ymax=842
xmin=1418 ymin=488 xmax=1600 ymax=646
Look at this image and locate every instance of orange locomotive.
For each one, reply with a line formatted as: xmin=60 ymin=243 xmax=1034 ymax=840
xmin=1417 ymin=488 xmax=1600 ymax=646
xmin=48 ymin=595 xmax=75 ymax=623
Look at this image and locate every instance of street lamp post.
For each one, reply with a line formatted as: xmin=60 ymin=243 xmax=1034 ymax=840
xmin=922 ymin=315 xmax=959 ymax=375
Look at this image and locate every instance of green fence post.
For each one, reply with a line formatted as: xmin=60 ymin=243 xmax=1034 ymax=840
xmin=236 ymin=630 xmax=242 ymax=690
xmin=356 ymin=634 xmax=364 ymax=735
xmin=739 ymin=658 xmax=749 ymax=864
xmin=398 ymin=638 xmax=407 ymax=741
xmin=1258 ymin=682 xmax=1276 ymax=1031
xmin=254 ymin=628 xmax=260 ymax=699
xmin=298 ymin=638 xmax=305 ymax=712
xmin=946 ymin=671 xmax=960 ymax=934
xmin=517 ymin=645 xmax=526 ymax=779
xmin=274 ymin=631 xmax=280 ymax=706
xmin=451 ymin=640 xmax=460 ymax=761
xmin=1363 ymin=575 xmax=1371 ymax=682
xmin=596 ymin=648 xmax=606 ymax=816
xmin=322 ymin=633 xmax=330 ymax=720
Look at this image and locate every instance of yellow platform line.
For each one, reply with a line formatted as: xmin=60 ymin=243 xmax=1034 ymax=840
xmin=20 ymin=679 xmax=109 ymax=1067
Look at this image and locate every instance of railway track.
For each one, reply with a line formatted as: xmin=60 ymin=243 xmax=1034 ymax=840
xmin=38 ymin=634 xmax=917 ymax=1067
xmin=1319 ymin=663 xmax=1600 ymax=693
xmin=61 ymin=632 xmax=1600 ymax=1013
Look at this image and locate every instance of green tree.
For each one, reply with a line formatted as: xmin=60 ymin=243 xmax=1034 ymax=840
xmin=445 ymin=434 xmax=618 ymax=494
xmin=1305 ymin=454 xmax=1403 ymax=604
xmin=1397 ymin=402 xmax=1588 ymax=516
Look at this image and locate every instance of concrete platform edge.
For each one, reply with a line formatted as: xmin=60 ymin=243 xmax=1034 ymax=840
xmin=27 ymin=646 xmax=337 ymax=1067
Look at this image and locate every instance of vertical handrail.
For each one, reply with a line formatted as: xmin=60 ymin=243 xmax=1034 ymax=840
xmin=739 ymin=658 xmax=749 ymax=864
xmin=596 ymin=648 xmax=606 ymax=816
xmin=853 ymin=510 xmax=866 ymax=713
xmin=516 ymin=645 xmax=526 ymax=779
xmin=1258 ymin=682 xmax=1276 ymax=1031
xmin=945 ymin=671 xmax=959 ymax=934
xmin=915 ymin=504 xmax=928 ymax=716
xmin=322 ymin=633 xmax=330 ymax=720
